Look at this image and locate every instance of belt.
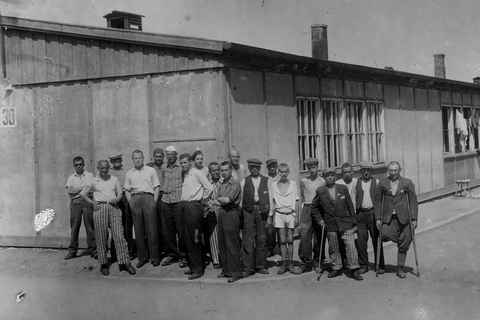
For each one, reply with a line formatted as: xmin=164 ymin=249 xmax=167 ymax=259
xmin=132 ymin=192 xmax=153 ymax=196
xmin=180 ymin=200 xmax=202 ymax=203
xmin=303 ymin=203 xmax=311 ymax=206
xmin=275 ymin=209 xmax=294 ymax=215
xmin=97 ymin=201 xmax=109 ymax=204
xmin=71 ymin=197 xmax=90 ymax=202
xmin=359 ymin=207 xmax=374 ymax=212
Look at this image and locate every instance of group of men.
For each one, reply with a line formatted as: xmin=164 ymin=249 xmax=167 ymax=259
xmin=65 ymin=147 xmax=418 ymax=282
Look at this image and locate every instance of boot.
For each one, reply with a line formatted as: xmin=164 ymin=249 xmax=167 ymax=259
xmin=396 ymin=266 xmax=406 ymax=279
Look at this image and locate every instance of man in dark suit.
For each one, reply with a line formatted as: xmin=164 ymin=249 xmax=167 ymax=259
xmin=311 ymin=167 xmax=363 ymax=281
xmin=374 ymin=161 xmax=418 ymax=279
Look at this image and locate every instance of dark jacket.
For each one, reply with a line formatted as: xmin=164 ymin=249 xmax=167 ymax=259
xmin=242 ymin=175 xmax=270 ymax=214
xmin=311 ymin=184 xmax=356 ymax=233
xmin=374 ymin=176 xmax=418 ymax=225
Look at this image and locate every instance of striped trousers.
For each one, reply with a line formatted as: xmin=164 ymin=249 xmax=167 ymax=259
xmin=327 ymin=230 xmax=360 ymax=270
xmin=206 ymin=211 xmax=220 ymax=264
xmin=94 ymin=203 xmax=129 ymax=265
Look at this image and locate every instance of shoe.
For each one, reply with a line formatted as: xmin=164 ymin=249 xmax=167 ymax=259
xmin=328 ymin=270 xmax=342 ymax=278
xmin=257 ymin=268 xmax=269 ymax=275
xmin=358 ymin=266 xmax=369 ymax=274
xmin=136 ymin=260 xmax=149 ymax=268
xmin=179 ymin=258 xmax=188 ymax=268
xmin=227 ymin=276 xmax=242 ymax=283
xmin=217 ymin=272 xmax=228 ymax=278
xmin=91 ymin=253 xmax=98 ymax=259
xmin=151 ymin=261 xmax=160 ymax=267
xmin=267 ymin=251 xmax=274 ymax=258
xmin=188 ymin=272 xmax=204 ymax=280
xmin=64 ymin=252 xmax=76 ymax=260
xmin=291 ymin=265 xmax=306 ymax=275
xmin=213 ymin=263 xmax=222 ymax=269
xmin=100 ymin=264 xmax=110 ymax=276
xmin=396 ymin=267 xmax=406 ymax=279
xmin=119 ymin=264 xmax=136 ymax=275
xmin=161 ymin=256 xmax=179 ymax=266
xmin=277 ymin=264 xmax=288 ymax=275
xmin=352 ymin=269 xmax=363 ymax=281
xmin=184 ymin=269 xmax=193 ymax=275
xmin=242 ymin=270 xmax=254 ymax=278
xmin=378 ymin=269 xmax=386 ymax=275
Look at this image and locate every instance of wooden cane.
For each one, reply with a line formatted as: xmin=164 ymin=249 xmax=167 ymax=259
xmin=316 ymin=224 xmax=326 ymax=281
xmin=405 ymin=189 xmax=420 ymax=277
xmin=375 ymin=193 xmax=384 ymax=277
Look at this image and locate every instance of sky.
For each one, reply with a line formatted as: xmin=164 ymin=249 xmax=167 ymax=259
xmin=1 ymin=0 xmax=480 ymax=82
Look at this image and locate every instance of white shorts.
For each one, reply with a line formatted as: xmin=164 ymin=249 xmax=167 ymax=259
xmin=274 ymin=212 xmax=296 ymax=229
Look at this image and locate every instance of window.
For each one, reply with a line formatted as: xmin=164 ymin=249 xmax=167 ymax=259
xmin=442 ymin=105 xmax=480 ymax=154
xmin=296 ymin=97 xmax=385 ymax=169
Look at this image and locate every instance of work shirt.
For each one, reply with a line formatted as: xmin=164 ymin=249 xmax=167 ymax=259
xmin=271 ymin=180 xmax=299 ymax=215
xmin=181 ymin=168 xmax=213 ymax=201
xmin=81 ymin=176 xmax=122 ymax=203
xmin=109 ymin=167 xmax=126 ymax=191
xmin=161 ymin=162 xmax=182 ymax=203
xmin=216 ymin=177 xmax=241 ymax=208
xmin=301 ymin=175 xmax=325 ymax=204
xmin=336 ymin=178 xmax=358 ymax=208
xmin=124 ymin=165 xmax=160 ymax=195
xmin=66 ymin=171 xmax=94 ymax=200
xmin=360 ymin=179 xmax=374 ymax=209
xmin=147 ymin=162 xmax=165 ymax=187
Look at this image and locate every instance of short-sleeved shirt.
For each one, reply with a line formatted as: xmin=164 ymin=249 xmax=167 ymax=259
xmin=272 ymin=180 xmax=299 ymax=214
xmin=301 ymin=175 xmax=325 ymax=204
xmin=336 ymin=178 xmax=358 ymax=208
xmin=109 ymin=167 xmax=126 ymax=191
xmin=81 ymin=175 xmax=122 ymax=203
xmin=181 ymin=168 xmax=213 ymax=201
xmin=161 ymin=162 xmax=182 ymax=203
xmin=216 ymin=177 xmax=241 ymax=207
xmin=124 ymin=165 xmax=160 ymax=195
xmin=66 ymin=171 xmax=94 ymax=200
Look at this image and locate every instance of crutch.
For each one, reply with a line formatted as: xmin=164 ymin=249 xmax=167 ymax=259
xmin=375 ymin=193 xmax=384 ymax=277
xmin=405 ymin=189 xmax=420 ymax=277
xmin=316 ymin=223 xmax=326 ymax=281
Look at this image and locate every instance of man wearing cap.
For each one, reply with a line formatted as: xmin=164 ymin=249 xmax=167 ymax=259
xmin=179 ymin=153 xmax=213 ymax=280
xmin=355 ymin=162 xmax=385 ymax=274
xmin=311 ymin=167 xmax=363 ymax=281
xmin=228 ymin=149 xmax=246 ymax=182
xmin=109 ymin=154 xmax=136 ymax=260
xmin=266 ymin=159 xmax=280 ymax=258
xmin=64 ymin=156 xmax=96 ymax=260
xmin=160 ymin=146 xmax=187 ymax=267
xmin=292 ymin=157 xmax=326 ymax=275
xmin=124 ymin=150 xmax=161 ymax=268
xmin=374 ymin=161 xmax=418 ymax=278
xmin=336 ymin=162 xmax=358 ymax=208
xmin=240 ymin=158 xmax=271 ymax=276
xmin=147 ymin=148 xmax=165 ymax=258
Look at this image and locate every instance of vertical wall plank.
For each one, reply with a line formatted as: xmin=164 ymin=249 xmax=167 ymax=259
xmin=383 ymin=85 xmax=403 ymax=165
xmin=400 ymin=86 xmax=419 ymax=189
xmin=129 ymin=44 xmax=144 ymax=75
xmin=32 ymin=32 xmax=47 ymax=83
xmin=143 ymin=46 xmax=159 ymax=73
xmin=45 ymin=34 xmax=60 ymax=82
xmin=4 ymin=29 xmax=21 ymax=84
xmin=414 ymin=88 xmax=431 ymax=193
xmin=20 ymin=31 xmax=35 ymax=84
xmin=99 ymin=41 xmax=115 ymax=77
xmin=428 ymin=89 xmax=445 ymax=189
xmin=58 ymin=36 xmax=73 ymax=81
xmin=86 ymin=39 xmax=101 ymax=78
xmin=114 ymin=42 xmax=129 ymax=76
xmin=72 ymin=37 xmax=87 ymax=79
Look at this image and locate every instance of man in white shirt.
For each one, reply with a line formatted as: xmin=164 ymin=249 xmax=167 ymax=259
xmin=336 ymin=162 xmax=357 ymax=208
xmin=80 ymin=160 xmax=136 ymax=276
xmin=64 ymin=156 xmax=96 ymax=260
xmin=179 ymin=153 xmax=213 ymax=280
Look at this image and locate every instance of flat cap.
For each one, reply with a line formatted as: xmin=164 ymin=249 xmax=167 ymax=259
xmin=323 ymin=167 xmax=337 ymax=175
xmin=247 ymin=158 xmax=263 ymax=166
xmin=165 ymin=146 xmax=177 ymax=152
xmin=304 ymin=158 xmax=319 ymax=165
xmin=360 ymin=161 xmax=374 ymax=169
xmin=266 ymin=159 xmax=278 ymax=166
xmin=109 ymin=154 xmax=123 ymax=162
xmin=153 ymin=148 xmax=164 ymax=155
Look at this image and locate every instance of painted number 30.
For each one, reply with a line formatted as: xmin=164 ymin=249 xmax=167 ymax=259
xmin=0 ymin=107 xmax=16 ymax=127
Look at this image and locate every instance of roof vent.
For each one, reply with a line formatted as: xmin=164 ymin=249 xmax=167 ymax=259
xmin=103 ymin=11 xmax=144 ymax=31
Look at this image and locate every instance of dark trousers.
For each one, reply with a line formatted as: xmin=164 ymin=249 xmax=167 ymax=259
xmin=130 ymin=194 xmax=159 ymax=263
xmin=218 ymin=207 xmax=243 ymax=277
xmin=356 ymin=208 xmax=385 ymax=269
xmin=110 ymin=194 xmax=136 ymax=259
xmin=69 ymin=198 xmax=96 ymax=255
xmin=298 ymin=204 xmax=325 ymax=266
xmin=182 ymin=201 xmax=205 ymax=274
xmin=160 ymin=201 xmax=186 ymax=258
xmin=382 ymin=216 xmax=412 ymax=267
xmin=156 ymin=193 xmax=164 ymax=255
xmin=241 ymin=206 xmax=267 ymax=272
xmin=266 ymin=224 xmax=277 ymax=253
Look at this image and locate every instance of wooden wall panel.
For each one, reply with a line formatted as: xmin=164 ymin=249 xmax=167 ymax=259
xmin=20 ymin=31 xmax=35 ymax=84
xmin=72 ymin=38 xmax=87 ymax=80
xmin=129 ymin=45 xmax=144 ymax=75
xmin=344 ymin=80 xmax=364 ymax=99
xmin=441 ymin=91 xmax=452 ymax=105
xmin=4 ymin=29 xmax=21 ymax=85
xmin=414 ymin=88 xmax=431 ymax=193
xmin=86 ymin=39 xmax=101 ymax=79
xmin=454 ymin=156 xmax=466 ymax=180
xmin=32 ymin=33 xmax=47 ymax=83
xmin=465 ymin=155 xmax=476 ymax=180
xmin=365 ymin=82 xmax=383 ymax=100
xmin=159 ymin=48 xmax=175 ymax=73
xmin=92 ymin=77 xmax=151 ymax=162
xmin=114 ymin=42 xmax=130 ymax=76
xmin=0 ymin=88 xmax=36 ymax=239
xmin=462 ymin=93 xmax=472 ymax=105
xmin=295 ymin=75 xmax=319 ymax=96
xmin=320 ymin=78 xmax=343 ymax=98
xmin=35 ymin=83 xmax=93 ymax=239
xmin=45 ymin=34 xmax=61 ymax=82
xmin=452 ymin=92 xmax=462 ymax=105
xmin=428 ymin=90 xmax=444 ymax=189
xmin=58 ymin=36 xmax=73 ymax=81
xmin=400 ymin=86 xmax=419 ymax=188
xmin=444 ymin=157 xmax=455 ymax=185
xmin=383 ymin=85 xmax=403 ymax=165
xmin=265 ymin=72 xmax=299 ymax=182
xmin=143 ymin=46 xmax=159 ymax=73
xmin=99 ymin=41 xmax=115 ymax=77
xmin=473 ymin=94 xmax=480 ymax=107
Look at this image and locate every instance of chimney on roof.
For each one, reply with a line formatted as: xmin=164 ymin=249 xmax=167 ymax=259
xmin=311 ymin=24 xmax=328 ymax=60
xmin=474 ymin=77 xmax=480 ymax=85
xmin=103 ymin=11 xmax=144 ymax=31
xmin=433 ymin=53 xmax=446 ymax=79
